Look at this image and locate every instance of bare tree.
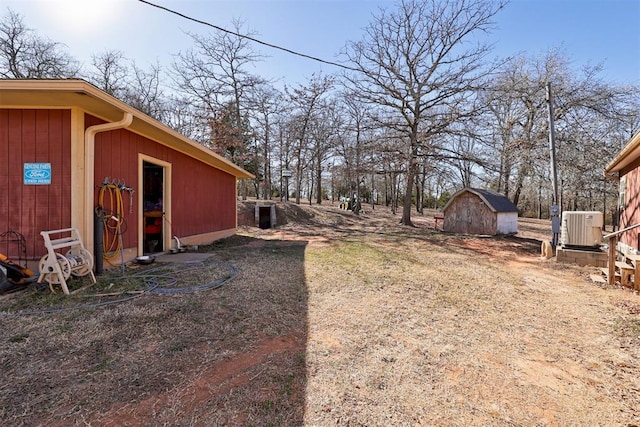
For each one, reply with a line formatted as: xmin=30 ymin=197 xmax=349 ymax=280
xmin=247 ymin=82 xmax=285 ymax=199
xmin=374 ymin=128 xmax=407 ymax=214
xmin=0 ymin=8 xmax=79 ymax=78
xmin=125 ymin=60 xmax=166 ymax=120
xmin=343 ymin=0 xmax=504 ymax=225
xmin=88 ymin=50 xmax=166 ymax=121
xmin=162 ymin=95 xmax=210 ymax=142
xmin=88 ymin=50 xmax=129 ymax=98
xmin=309 ymin=103 xmax=342 ymax=204
xmin=338 ymin=94 xmax=375 ymax=205
xmin=476 ymin=49 xmax=635 ymax=215
xmin=172 ymin=19 xmax=265 ymax=135
xmin=285 ymin=73 xmax=335 ymax=204
xmin=173 ymin=20 xmax=266 ymax=198
xmin=275 ymin=119 xmax=295 ymax=201
xmin=476 ymin=57 xmax=530 ymax=198
xmin=448 ymin=135 xmax=478 ymax=188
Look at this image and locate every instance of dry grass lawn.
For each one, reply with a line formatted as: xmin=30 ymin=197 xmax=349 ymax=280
xmin=1 ymin=201 xmax=640 ymax=426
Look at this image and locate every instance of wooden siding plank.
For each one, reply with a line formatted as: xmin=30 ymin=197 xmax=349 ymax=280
xmin=121 ymin=131 xmax=137 ymax=248
xmin=46 ymin=109 xmax=69 ymax=231
xmin=58 ymin=110 xmax=72 ymax=230
xmin=34 ymin=110 xmax=51 ymax=246
xmin=47 ymin=109 xmax=61 ymax=231
xmin=19 ymin=110 xmax=36 ymax=253
xmin=0 ymin=110 xmax=9 ymax=239
xmin=5 ymin=110 xmax=23 ymax=248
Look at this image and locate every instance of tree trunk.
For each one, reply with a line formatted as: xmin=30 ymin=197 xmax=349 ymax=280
xmin=385 ymin=173 xmax=390 ymax=208
xmin=295 ymin=167 xmax=302 ymax=205
xmin=415 ymin=178 xmax=422 ymax=214
xmin=401 ymin=145 xmax=417 ymax=226
xmin=241 ymin=180 xmax=247 ymax=201
xmin=309 ymin=168 xmax=314 ymax=206
xmin=537 ymin=184 xmax=542 ymax=219
xmin=316 ymin=159 xmax=322 ymax=204
xmin=512 ymin=184 xmax=522 ymax=208
xmin=371 ymin=172 xmax=376 ymax=210
xmin=401 ymin=170 xmax=414 ymax=225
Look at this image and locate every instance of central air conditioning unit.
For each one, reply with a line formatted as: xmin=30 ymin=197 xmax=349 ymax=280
xmin=560 ymin=211 xmax=603 ymax=247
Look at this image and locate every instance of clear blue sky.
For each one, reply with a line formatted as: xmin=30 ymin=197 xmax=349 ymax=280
xmin=2 ymin=0 xmax=639 ymax=86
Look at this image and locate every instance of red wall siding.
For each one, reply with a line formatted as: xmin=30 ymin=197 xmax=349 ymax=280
xmin=171 ymin=154 xmax=237 ymax=236
xmin=620 ymin=164 xmax=640 ymax=250
xmin=0 ymin=109 xmax=72 ymax=259
xmin=89 ymin=115 xmax=237 ymax=248
xmin=0 ymin=110 xmax=235 ymax=259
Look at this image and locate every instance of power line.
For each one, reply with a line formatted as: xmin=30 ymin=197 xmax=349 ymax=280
xmin=136 ymin=0 xmax=360 ymax=73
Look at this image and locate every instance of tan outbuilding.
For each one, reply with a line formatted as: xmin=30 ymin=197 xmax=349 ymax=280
xmin=442 ymin=188 xmax=518 ymax=235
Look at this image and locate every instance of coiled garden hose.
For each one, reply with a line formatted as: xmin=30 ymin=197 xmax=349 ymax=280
xmin=0 ymin=258 xmax=237 ymax=317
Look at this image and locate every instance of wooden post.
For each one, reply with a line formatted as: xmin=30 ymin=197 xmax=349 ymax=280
xmin=602 ymin=223 xmax=640 ymax=287
xmin=608 ymin=235 xmax=617 ymax=286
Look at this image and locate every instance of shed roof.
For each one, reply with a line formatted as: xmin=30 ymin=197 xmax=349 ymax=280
xmin=0 ymin=79 xmax=254 ymax=179
xmin=604 ymin=130 xmax=640 ymax=176
xmin=443 ymin=188 xmax=518 ymax=213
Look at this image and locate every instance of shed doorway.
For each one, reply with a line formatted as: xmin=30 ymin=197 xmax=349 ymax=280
xmin=143 ymin=161 xmax=165 ymax=253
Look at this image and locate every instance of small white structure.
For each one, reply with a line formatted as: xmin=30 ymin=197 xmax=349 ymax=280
xmin=442 ymin=188 xmax=518 ymax=235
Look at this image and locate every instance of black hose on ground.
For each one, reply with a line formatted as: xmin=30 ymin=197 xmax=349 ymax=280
xmin=0 ymin=258 xmax=237 ymax=317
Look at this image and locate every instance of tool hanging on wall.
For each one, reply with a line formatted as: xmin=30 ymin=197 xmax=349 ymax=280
xmin=128 ymin=188 xmax=135 ymax=214
xmin=101 ymin=177 xmax=135 ymax=213
xmin=98 ymin=177 xmax=135 ymax=267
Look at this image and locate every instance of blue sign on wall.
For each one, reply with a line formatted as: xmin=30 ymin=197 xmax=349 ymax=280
xmin=24 ymin=163 xmax=52 ymax=185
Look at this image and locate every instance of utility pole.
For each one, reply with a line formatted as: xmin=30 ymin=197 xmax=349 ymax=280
xmin=546 ymin=82 xmax=560 ymax=247
xmin=282 ymin=168 xmax=292 ymax=202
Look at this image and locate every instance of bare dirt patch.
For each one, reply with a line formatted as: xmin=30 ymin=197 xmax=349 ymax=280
xmin=2 ymin=201 xmax=640 ymax=425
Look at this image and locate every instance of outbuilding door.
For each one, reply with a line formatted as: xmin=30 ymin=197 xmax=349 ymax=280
xmin=139 ymin=156 xmax=171 ymax=255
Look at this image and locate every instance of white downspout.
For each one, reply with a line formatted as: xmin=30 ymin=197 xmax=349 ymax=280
xmin=84 ymin=112 xmax=134 ymax=256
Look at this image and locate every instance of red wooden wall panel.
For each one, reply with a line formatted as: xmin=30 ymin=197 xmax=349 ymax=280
xmin=0 ymin=109 xmax=72 ymax=259
xmin=93 ymin=128 xmax=140 ymax=249
xmin=170 ymin=154 xmax=237 ymax=236
xmin=0 ymin=111 xmax=8 ymax=237
xmin=621 ymin=166 xmax=640 ymax=250
xmin=34 ymin=110 xmax=51 ymax=255
xmin=89 ymin=114 xmax=237 ymax=249
xmin=1 ymin=109 xmax=236 ymax=260
xmin=7 ymin=110 xmax=27 ymax=251
xmin=58 ymin=109 xmax=72 ymax=229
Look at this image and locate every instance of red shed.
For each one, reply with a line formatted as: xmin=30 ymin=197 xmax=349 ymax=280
xmin=0 ymin=79 xmax=252 ymax=265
